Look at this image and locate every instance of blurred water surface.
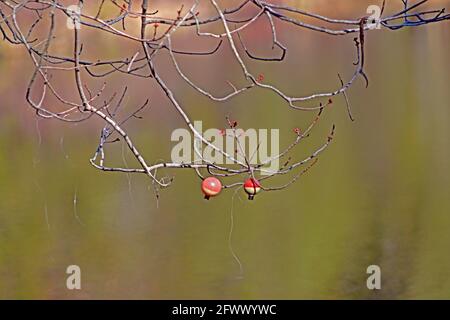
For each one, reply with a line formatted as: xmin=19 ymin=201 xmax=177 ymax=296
xmin=0 ymin=1 xmax=449 ymax=299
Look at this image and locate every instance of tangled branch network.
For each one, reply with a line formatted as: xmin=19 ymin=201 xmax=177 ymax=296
xmin=0 ymin=0 xmax=448 ymax=200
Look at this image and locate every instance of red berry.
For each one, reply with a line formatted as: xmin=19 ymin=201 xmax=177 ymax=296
xmin=201 ymin=177 xmax=222 ymax=200
xmin=243 ymin=178 xmax=261 ymax=200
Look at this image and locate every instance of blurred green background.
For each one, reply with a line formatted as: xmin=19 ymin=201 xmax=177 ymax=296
xmin=0 ymin=1 xmax=449 ymax=299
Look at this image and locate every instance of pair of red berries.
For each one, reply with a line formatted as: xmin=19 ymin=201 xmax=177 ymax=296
xmin=201 ymin=177 xmax=261 ymax=200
